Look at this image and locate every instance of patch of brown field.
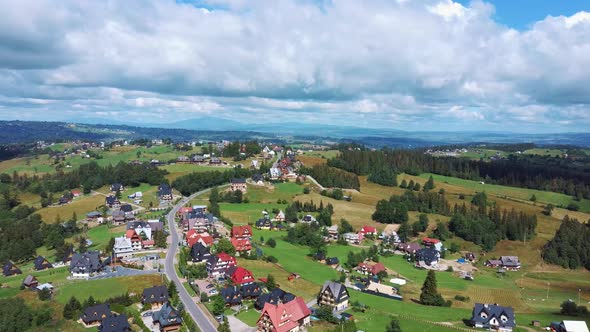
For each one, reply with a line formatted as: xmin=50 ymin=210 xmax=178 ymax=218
xmin=551 ymin=208 xmax=590 ymax=223
xmin=165 ymin=171 xmax=190 ymax=182
xmin=459 ymin=286 xmax=527 ymax=311
xmin=36 ymin=194 xmax=106 ymax=223
xmin=18 ymin=192 xmax=42 ymax=207
xmin=18 ymin=290 xmax=67 ymax=320
xmin=295 ymin=192 xmax=377 ymax=231
xmin=297 ymin=155 xmax=327 ymax=166
xmin=237 ymin=259 xmax=319 ymax=300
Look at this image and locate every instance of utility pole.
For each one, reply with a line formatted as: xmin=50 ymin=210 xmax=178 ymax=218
xmin=547 ymin=282 xmax=550 ymax=300
xmin=579 ymin=289 xmax=581 ymax=304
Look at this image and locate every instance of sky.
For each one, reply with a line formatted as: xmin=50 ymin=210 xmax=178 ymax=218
xmin=0 ymin=0 xmax=589 ymax=133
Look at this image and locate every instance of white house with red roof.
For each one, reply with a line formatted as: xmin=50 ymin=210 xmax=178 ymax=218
xmin=226 ymin=266 xmax=255 ymax=286
xmin=185 ymin=230 xmax=214 ymax=248
xmin=422 ymin=237 xmax=443 ymax=251
xmin=207 ymin=253 xmax=237 ymax=277
xmin=231 ymin=225 xmax=253 ymax=239
xmin=257 ymin=297 xmax=311 ymax=332
xmin=360 ymin=225 xmax=377 ymax=236
xmin=356 ymin=262 xmax=386 ymax=275
xmin=231 ymin=237 xmax=252 ymax=254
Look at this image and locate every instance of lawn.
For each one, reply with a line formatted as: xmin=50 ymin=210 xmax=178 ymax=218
xmin=54 ymin=274 xmax=164 ymax=304
xmin=523 ymin=148 xmax=565 ymax=158
xmin=460 ymin=149 xmax=507 ymax=161
xmin=417 ymin=173 xmax=590 ymax=213
xmin=220 ymin=203 xmax=288 ymax=225
xmin=159 ymin=163 xmax=231 ymax=182
xmin=235 ymin=308 xmax=260 ymax=327
xmin=246 ymin=182 xmax=305 ymax=204
xmin=86 ymin=224 xmax=127 ymax=251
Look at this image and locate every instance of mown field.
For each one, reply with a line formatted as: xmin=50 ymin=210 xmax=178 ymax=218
xmin=523 ymin=148 xmax=566 ymax=157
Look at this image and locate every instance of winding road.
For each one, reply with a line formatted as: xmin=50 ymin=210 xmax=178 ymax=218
xmin=165 ymin=188 xmax=218 ymax=332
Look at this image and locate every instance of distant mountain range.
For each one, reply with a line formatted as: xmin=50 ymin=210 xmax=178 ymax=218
xmin=0 ymin=119 xmax=588 ymax=148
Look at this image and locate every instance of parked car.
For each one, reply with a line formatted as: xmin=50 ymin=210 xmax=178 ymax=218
xmin=206 ymin=284 xmax=214 ymax=289
xmin=142 ymin=311 xmax=153 ymax=317
xmin=209 ymin=289 xmax=218 ymax=295
xmin=215 ymin=314 xmax=224 ymax=322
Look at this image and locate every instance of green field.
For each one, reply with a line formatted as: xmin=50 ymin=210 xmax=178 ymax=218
xmin=460 ymin=149 xmax=507 ymax=161
xmin=418 ymin=173 xmax=590 ymax=212
xmin=302 ymin=150 xmax=340 ymax=159
xmin=523 ymin=148 xmax=565 ymax=158
xmin=86 ymin=224 xmax=127 ymax=251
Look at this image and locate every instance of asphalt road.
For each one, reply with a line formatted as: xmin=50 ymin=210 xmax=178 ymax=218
xmin=165 ymin=188 xmax=218 ymax=332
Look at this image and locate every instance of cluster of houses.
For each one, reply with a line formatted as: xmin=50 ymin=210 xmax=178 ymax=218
xmin=113 ymin=220 xmax=164 ymax=259
xmin=269 ymin=153 xmax=300 ymax=181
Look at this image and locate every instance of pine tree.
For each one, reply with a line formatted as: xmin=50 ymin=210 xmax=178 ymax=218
xmin=423 ymin=175 xmax=435 ymax=192
xmin=400 ymin=179 xmax=408 ymax=189
xmin=386 ymin=318 xmax=402 ymax=332
xmin=420 ymin=270 xmax=445 ymax=306
xmin=265 ymin=274 xmax=276 ymax=291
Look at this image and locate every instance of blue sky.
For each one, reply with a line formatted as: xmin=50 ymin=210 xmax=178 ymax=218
xmin=0 ymin=0 xmax=589 ymax=133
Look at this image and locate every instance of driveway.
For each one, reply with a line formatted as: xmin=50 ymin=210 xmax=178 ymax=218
xmin=89 ymin=266 xmax=160 ymax=280
xmin=227 ymin=315 xmax=256 ymax=332
xmin=140 ymin=311 xmax=158 ymax=332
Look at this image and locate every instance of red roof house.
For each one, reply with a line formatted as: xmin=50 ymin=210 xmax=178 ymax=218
xmin=422 ymin=237 xmax=441 ymax=246
xmin=227 ymin=266 xmax=255 ymax=285
xmin=231 ymin=225 xmax=253 ymax=239
xmin=186 ymin=230 xmax=214 ymax=248
xmin=257 ymin=297 xmax=311 ymax=332
xmin=231 ymin=237 xmax=252 ymax=252
xmin=71 ymin=190 xmax=82 ymax=197
xmin=356 ymin=262 xmax=386 ymax=275
xmin=360 ymin=226 xmax=377 ymax=236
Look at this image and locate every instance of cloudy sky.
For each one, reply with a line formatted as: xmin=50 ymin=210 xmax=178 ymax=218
xmin=0 ymin=0 xmax=589 ymax=133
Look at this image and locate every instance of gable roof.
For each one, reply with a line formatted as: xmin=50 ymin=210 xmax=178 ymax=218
xmin=158 ymin=184 xmax=172 ymax=196
xmin=240 ymin=283 xmax=262 ymax=298
xmin=186 ymin=230 xmax=214 ymax=247
xmin=2 ymin=261 xmax=22 ymax=276
xmin=231 ymin=178 xmax=246 ymax=184
xmin=34 ymin=255 xmax=53 ymax=270
xmin=227 ymin=266 xmax=255 ymax=285
xmin=259 ymin=297 xmax=311 ymax=332
xmin=152 ymin=302 xmax=182 ymax=327
xmin=22 ymin=274 xmax=38 ymax=286
xmin=255 ymin=288 xmax=295 ymax=310
xmin=231 ymin=225 xmax=252 ymax=238
xmin=70 ymin=251 xmax=102 ymax=273
xmin=99 ymin=314 xmax=131 ymax=332
xmin=231 ymin=237 xmax=252 ymax=252
xmin=320 ymin=281 xmax=349 ymax=303
xmin=120 ymin=204 xmax=133 ymax=213
xmin=81 ymin=303 xmax=112 ymax=324
xmin=221 ymin=285 xmax=243 ymax=305
xmin=142 ymin=285 xmax=169 ymax=304
xmin=471 ymin=303 xmax=515 ymax=329
xmin=190 ymin=242 xmax=211 ymax=262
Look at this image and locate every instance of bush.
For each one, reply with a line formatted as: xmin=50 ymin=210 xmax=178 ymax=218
xmin=454 ymin=295 xmax=469 ymax=302
xmin=265 ymin=255 xmax=278 ymax=263
xmin=267 ymin=238 xmax=277 ymax=248
xmin=303 ymin=187 xmax=310 ymax=194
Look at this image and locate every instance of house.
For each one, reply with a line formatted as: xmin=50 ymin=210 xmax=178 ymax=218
xmin=274 ymin=210 xmax=285 ymax=222
xmin=230 ymin=178 xmax=247 ymax=192
xmin=360 ymin=226 xmax=377 ymax=236
xmin=87 ymin=211 xmax=103 ymax=222
xmin=342 ymin=232 xmax=364 ymax=244
xmin=128 ymin=192 xmax=142 ymax=199
xmin=158 ymin=184 xmax=173 ymax=201
xmin=22 ymin=275 xmax=39 ymax=289
xmin=314 ymin=252 xmax=326 ymax=262
xmin=99 ymin=314 xmax=132 ymax=332
xmin=231 ymin=225 xmax=253 ymax=239
xmin=152 ymin=302 xmax=182 ymax=332
xmin=186 ymin=230 xmax=214 ymax=248
xmin=416 ymin=247 xmax=441 ymax=266
xmin=185 ymin=212 xmax=215 ymax=232
xmin=550 ymin=320 xmax=590 ymax=332
xmin=34 ymin=255 xmax=53 ymax=270
xmin=221 ymin=285 xmax=243 ymax=306
xmin=256 ymin=218 xmax=273 ymax=230
xmin=192 ymin=155 xmax=205 ymax=163
xmin=226 ymin=266 xmax=255 ymax=285
xmin=72 ymin=190 xmax=82 ymax=198
xmin=177 ymin=156 xmax=190 ymax=163
xmin=231 ymin=237 xmax=252 ymax=254
xmin=485 ymin=256 xmax=521 ymax=271
xmin=111 ymin=210 xmax=126 ymax=225
xmin=255 ymin=288 xmax=296 ymax=310
xmin=422 ymin=237 xmax=443 ymax=251
xmin=113 ymin=236 xmax=133 ymax=259
xmin=364 ymin=282 xmax=402 ymax=300
xmin=36 ymin=283 xmax=54 ymax=293
xmin=2 ymin=261 xmax=22 ymax=276
xmin=209 ymin=157 xmax=222 ymax=165
xmin=470 ymin=303 xmax=516 ymax=332
xmin=256 ymin=297 xmax=311 ymax=332
xmin=269 ymin=167 xmax=281 ymax=179
xmin=125 ymin=230 xmax=143 ymax=251
xmin=240 ymin=282 xmax=262 ymax=299
xmin=105 ymin=195 xmax=121 ymax=208
xmin=326 ymin=225 xmax=339 ymax=240
xmin=465 ymin=252 xmax=477 ymax=262
xmin=252 ymin=174 xmax=264 ymax=185
xmin=120 ymin=204 xmax=133 ymax=213
xmin=142 ymin=285 xmax=169 ymax=310
xmin=317 ymin=281 xmax=349 ymax=311
xmin=110 ymin=183 xmax=124 ymax=193
xmin=356 ymin=262 xmax=386 ymax=275
xmin=206 ymin=253 xmax=237 ymax=277
xmin=81 ymin=303 xmax=113 ymax=327
xmin=397 ymin=242 xmax=421 ymax=254
xmin=190 ymin=243 xmax=212 ymax=263
xmin=70 ymin=251 xmax=103 ymax=278
xmin=251 ymin=160 xmax=259 ymax=169
xmin=326 ymin=257 xmax=339 ymax=267
xmin=300 ymin=214 xmax=316 ymax=224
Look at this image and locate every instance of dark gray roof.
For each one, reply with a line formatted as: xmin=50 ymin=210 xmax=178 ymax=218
xmin=319 ymin=281 xmax=349 ymax=303
xmin=158 ymin=184 xmax=172 ymax=196
xmin=221 ymin=286 xmax=243 ymax=305
xmin=152 ymin=302 xmax=182 ymax=327
xmin=231 ymin=178 xmax=246 ymax=184
xmin=81 ymin=303 xmax=112 ymax=324
xmin=99 ymin=314 xmax=131 ymax=332
xmin=240 ymin=283 xmax=262 ymax=298
xmin=120 ymin=204 xmax=133 ymax=213
xmin=3 ymin=261 xmax=22 ymax=276
xmin=70 ymin=251 xmax=102 ymax=274
xmin=34 ymin=255 xmax=53 ymax=270
xmin=255 ymin=287 xmax=295 ymax=310
xmin=142 ymin=285 xmax=169 ymax=304
xmin=22 ymin=274 xmax=37 ymax=286
xmin=416 ymin=247 xmax=440 ymax=266
xmin=471 ymin=303 xmax=515 ymax=329
xmin=190 ymin=243 xmax=211 ymax=262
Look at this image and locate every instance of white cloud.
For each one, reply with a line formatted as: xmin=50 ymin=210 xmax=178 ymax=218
xmin=0 ymin=0 xmax=588 ymax=132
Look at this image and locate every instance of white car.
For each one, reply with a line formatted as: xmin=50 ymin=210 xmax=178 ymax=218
xmin=209 ymin=289 xmax=218 ymax=295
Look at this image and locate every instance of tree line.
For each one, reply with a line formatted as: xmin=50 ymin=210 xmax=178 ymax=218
xmin=372 ymin=190 xmax=537 ymax=250
xmin=327 ymin=149 xmax=590 ymax=200
xmin=300 ymin=164 xmax=360 ymax=190
xmin=172 ymin=168 xmax=252 ymax=196
xmin=543 ymin=216 xmax=590 ymax=270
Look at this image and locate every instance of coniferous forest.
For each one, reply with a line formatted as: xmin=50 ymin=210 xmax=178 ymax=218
xmin=543 ymin=216 xmax=590 ymax=270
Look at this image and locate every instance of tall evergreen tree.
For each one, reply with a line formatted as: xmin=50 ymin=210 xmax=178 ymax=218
xmin=420 ymin=270 xmax=445 ymax=306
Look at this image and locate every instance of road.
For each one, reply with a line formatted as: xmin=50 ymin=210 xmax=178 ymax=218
xmin=165 ymin=188 xmax=218 ymax=332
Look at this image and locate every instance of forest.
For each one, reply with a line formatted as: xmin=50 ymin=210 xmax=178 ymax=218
xmin=543 ymin=216 xmax=590 ymax=270
xmin=300 ymin=164 xmax=360 ymax=190
xmin=372 ymin=191 xmax=537 ymax=250
xmin=328 ymin=149 xmax=590 ymax=200
xmin=172 ymin=168 xmax=253 ymax=196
